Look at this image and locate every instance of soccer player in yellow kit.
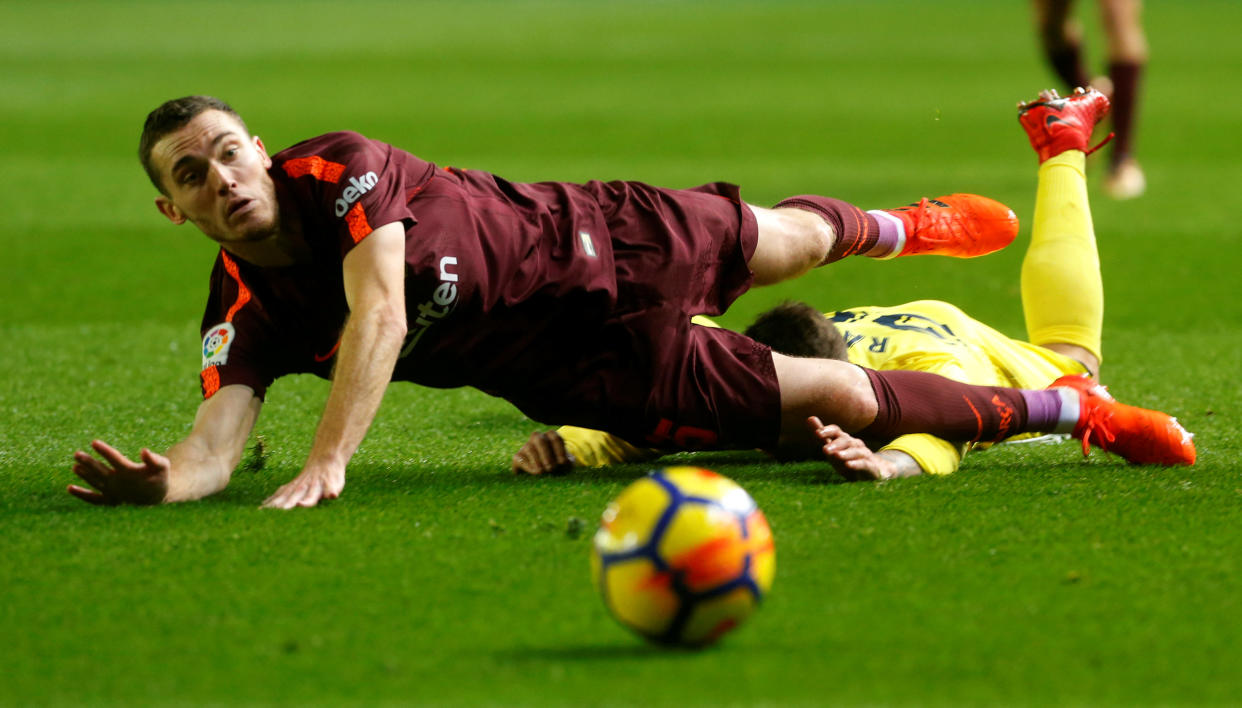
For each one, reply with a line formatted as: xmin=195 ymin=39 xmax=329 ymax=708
xmin=512 ymin=87 xmax=1186 ymax=479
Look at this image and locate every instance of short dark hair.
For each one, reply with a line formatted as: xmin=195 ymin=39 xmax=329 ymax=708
xmin=139 ymin=96 xmax=245 ymax=194
xmin=744 ymin=300 xmax=848 ymax=360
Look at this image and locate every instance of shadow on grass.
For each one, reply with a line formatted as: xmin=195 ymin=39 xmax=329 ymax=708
xmin=41 ymin=454 xmax=849 ymax=514
xmin=493 ymin=642 xmax=713 ymax=663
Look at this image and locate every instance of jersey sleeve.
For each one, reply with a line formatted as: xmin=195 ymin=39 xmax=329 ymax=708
xmin=879 ymin=434 xmax=966 ymax=476
xmin=557 ymin=426 xmax=659 ymax=467
xmin=198 ymin=252 xmax=280 ymax=401
xmin=277 ymin=132 xmax=417 ymax=259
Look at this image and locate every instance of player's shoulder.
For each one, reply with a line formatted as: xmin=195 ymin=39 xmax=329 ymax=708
xmin=270 ymin=132 xmax=400 ymax=189
xmin=893 ymin=299 xmax=968 ymax=319
xmin=825 ymin=300 xmax=970 ymax=329
xmin=273 ymin=131 xmax=383 ymax=162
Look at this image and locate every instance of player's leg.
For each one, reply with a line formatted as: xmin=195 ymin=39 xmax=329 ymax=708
xmin=746 ymin=193 xmax=1019 ymax=285
xmin=773 ymin=354 xmax=1195 ymax=466
xmin=1033 ymin=0 xmax=1091 ymax=89
xmin=745 ymin=205 xmax=833 ymax=286
xmin=774 ymin=354 xmax=1072 ymax=449
xmin=1017 ymin=87 xmax=1110 ymax=377
xmin=1099 ymin=0 xmax=1147 ymax=199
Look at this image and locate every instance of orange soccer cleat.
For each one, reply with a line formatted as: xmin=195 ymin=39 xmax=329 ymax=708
xmin=877 ymin=193 xmax=1019 ymax=258
xmin=1049 ymin=374 xmax=1196 ymax=466
xmin=1018 ymin=87 xmax=1113 ymax=163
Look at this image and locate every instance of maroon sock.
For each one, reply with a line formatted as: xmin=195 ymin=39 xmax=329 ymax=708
xmin=1047 ymin=43 xmax=1091 ymax=90
xmin=1107 ymin=61 xmax=1142 ymax=166
xmin=857 ymin=369 xmax=1064 ymax=444
xmin=774 ymin=195 xmax=882 ymax=264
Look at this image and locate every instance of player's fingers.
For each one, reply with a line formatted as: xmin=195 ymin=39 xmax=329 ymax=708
xmin=281 ymin=477 xmax=317 ymax=508
xmin=845 ymin=459 xmax=881 ymax=480
xmin=262 ymin=483 xmax=296 ymax=509
xmin=528 ymin=435 xmax=555 ymax=472
xmin=823 ymin=434 xmax=857 ymax=455
xmin=67 ymin=484 xmax=117 ymax=505
xmin=546 ymin=432 xmax=569 ymax=467
xmin=140 ymin=447 xmax=171 ymax=472
xmin=74 ymin=450 xmax=113 ymax=474
xmin=516 ymin=433 xmax=549 ymax=473
xmin=72 ymin=460 xmax=115 ymax=494
xmin=72 ymin=453 xmax=108 ymax=479
xmin=537 ymin=432 xmax=567 ymax=472
xmin=91 ymin=440 xmax=142 ymax=472
xmin=829 ymin=443 xmax=865 ymax=461
xmin=318 ymin=473 xmax=343 ymax=499
xmin=323 ymin=474 xmax=344 ymax=499
xmin=512 ymin=448 xmax=539 ymax=474
xmin=295 ymin=479 xmax=323 ymax=508
xmin=280 ymin=481 xmax=311 ymax=508
xmin=808 ymin=420 xmax=844 ymax=443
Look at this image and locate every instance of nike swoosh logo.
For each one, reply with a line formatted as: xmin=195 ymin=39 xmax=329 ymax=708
xmin=1045 ymin=115 xmax=1068 ymax=126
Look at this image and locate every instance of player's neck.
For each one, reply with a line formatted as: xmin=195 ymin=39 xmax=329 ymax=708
xmin=221 ymin=206 xmax=309 ymax=267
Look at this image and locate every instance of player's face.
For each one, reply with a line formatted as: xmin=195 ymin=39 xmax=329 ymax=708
xmin=152 ymin=110 xmax=279 ymax=247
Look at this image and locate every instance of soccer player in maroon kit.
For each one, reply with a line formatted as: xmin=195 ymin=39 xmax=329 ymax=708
xmin=1033 ymin=0 xmax=1148 ymax=198
xmin=70 ymin=95 xmax=1192 ymax=509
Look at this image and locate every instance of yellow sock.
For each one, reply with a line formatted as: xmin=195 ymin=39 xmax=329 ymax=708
xmin=1020 ymin=150 xmax=1104 ymax=362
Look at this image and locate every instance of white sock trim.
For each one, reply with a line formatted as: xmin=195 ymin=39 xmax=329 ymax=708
xmin=1053 ymin=387 xmax=1080 ymax=435
xmin=865 ymin=209 xmax=906 ymax=259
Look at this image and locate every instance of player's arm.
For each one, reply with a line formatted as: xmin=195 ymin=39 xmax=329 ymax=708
xmin=263 ymin=221 xmax=408 ymax=509
xmin=878 ymin=434 xmax=964 ymax=476
xmin=69 ymin=383 xmax=262 ymax=504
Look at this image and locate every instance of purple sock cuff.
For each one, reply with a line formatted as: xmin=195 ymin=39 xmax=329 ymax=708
xmin=1019 ymin=389 xmax=1063 ymax=431
xmin=774 ymin=195 xmax=879 ymax=264
xmin=865 ymin=209 xmax=905 ymax=258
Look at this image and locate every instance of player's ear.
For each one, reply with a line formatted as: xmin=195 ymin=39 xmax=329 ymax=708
xmin=253 ymin=135 xmax=272 ymax=169
xmin=155 ymin=196 xmax=187 ymax=225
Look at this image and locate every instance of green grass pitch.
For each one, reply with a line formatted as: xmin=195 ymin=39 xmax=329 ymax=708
xmin=2 ymin=1 xmax=1241 ymax=705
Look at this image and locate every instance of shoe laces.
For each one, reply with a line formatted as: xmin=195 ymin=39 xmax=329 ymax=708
xmin=1084 ymin=131 xmax=1115 ymax=157
xmin=902 ymin=198 xmax=957 ymax=244
xmin=1076 ymin=401 xmax=1116 ymax=457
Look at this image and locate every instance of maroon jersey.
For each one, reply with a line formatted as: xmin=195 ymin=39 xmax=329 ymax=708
xmin=200 ymin=131 xmax=777 ymax=448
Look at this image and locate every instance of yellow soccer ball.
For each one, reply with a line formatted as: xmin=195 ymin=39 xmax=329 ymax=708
xmin=590 ymin=466 xmax=775 ymax=647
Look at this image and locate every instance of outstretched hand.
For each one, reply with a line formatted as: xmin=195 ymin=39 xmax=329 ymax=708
xmin=70 ymin=440 xmax=170 ymax=505
xmin=806 ymin=417 xmax=898 ymax=481
xmin=262 ymin=464 xmax=344 ymax=509
xmin=512 ymin=430 xmax=575 ymax=475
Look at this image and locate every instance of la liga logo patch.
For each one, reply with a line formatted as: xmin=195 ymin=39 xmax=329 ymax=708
xmin=202 ymin=323 xmax=235 ymax=369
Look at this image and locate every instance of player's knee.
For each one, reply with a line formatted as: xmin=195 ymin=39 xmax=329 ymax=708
xmin=775 ymin=207 xmax=833 ymax=268
xmin=750 ymin=206 xmax=833 ymax=284
xmin=773 ymin=354 xmax=877 ymax=437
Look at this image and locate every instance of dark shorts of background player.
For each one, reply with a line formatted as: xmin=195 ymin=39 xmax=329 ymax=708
xmin=500 ymin=181 xmax=783 ymax=453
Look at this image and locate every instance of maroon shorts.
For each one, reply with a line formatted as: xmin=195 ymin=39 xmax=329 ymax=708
xmin=586 ymin=180 xmax=760 ymax=317
xmin=501 ymin=182 xmax=783 ymax=451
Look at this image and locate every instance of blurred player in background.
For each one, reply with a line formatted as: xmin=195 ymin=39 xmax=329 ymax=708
xmin=512 ymin=88 xmax=1195 ymax=480
xmin=1033 ymin=0 xmax=1148 ymax=198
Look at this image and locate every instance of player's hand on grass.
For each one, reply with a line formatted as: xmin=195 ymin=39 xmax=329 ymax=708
xmin=69 ymin=440 xmax=170 ymax=505
xmin=512 ymin=430 xmax=575 ymax=475
xmin=262 ymin=463 xmax=344 ymax=509
xmin=806 ymin=416 xmax=898 ymax=481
